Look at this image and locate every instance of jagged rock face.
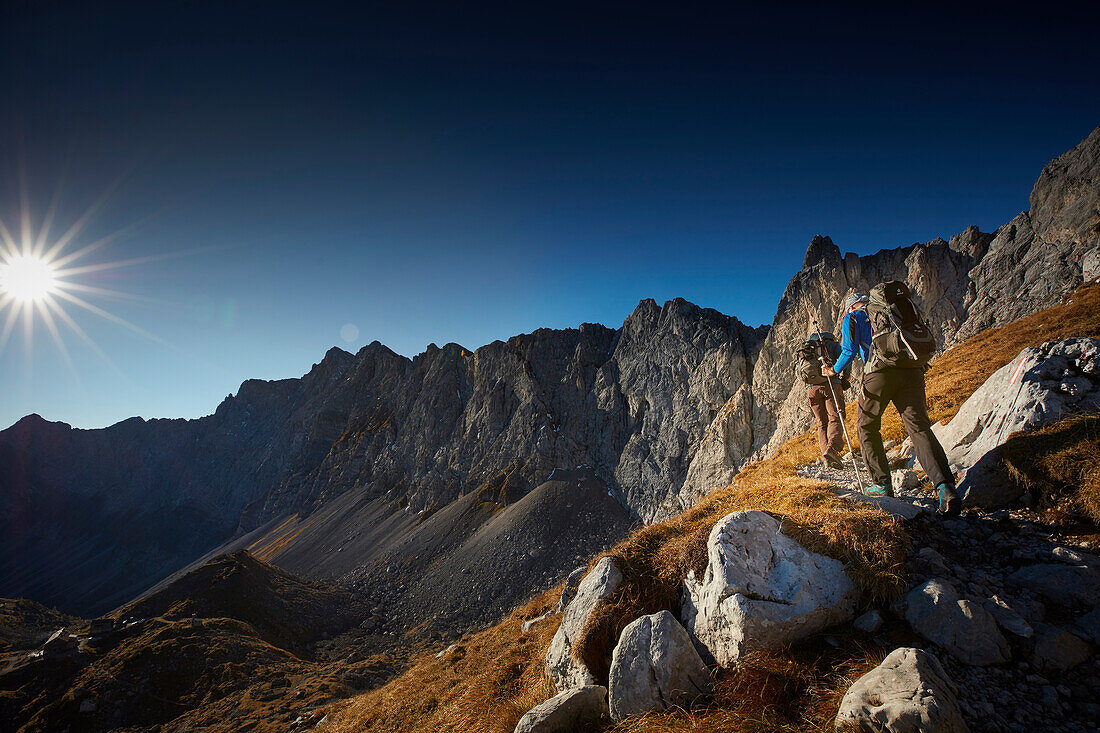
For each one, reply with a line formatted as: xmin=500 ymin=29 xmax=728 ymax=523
xmin=956 ymin=127 xmax=1100 ymax=342
xmin=274 ymin=298 xmax=763 ymax=525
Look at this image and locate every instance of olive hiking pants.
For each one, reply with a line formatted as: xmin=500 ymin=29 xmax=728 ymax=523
xmin=856 ymin=367 xmax=953 ymax=488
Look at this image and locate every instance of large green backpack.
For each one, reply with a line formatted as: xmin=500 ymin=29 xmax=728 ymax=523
xmin=867 ymin=281 xmax=937 ymax=368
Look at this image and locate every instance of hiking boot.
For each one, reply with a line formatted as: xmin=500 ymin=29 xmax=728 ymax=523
xmin=937 ymin=482 xmax=961 ymax=517
xmin=864 ymin=483 xmax=894 ymax=498
xmin=823 ymin=454 xmax=846 ymax=470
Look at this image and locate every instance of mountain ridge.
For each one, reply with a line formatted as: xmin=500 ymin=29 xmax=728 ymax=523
xmin=2 ymin=125 xmax=1098 ymax=618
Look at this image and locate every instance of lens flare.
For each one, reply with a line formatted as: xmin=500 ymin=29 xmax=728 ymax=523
xmin=0 ymin=254 xmax=57 ymax=302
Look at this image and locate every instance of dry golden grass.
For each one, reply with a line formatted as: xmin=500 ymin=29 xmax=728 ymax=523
xmin=999 ymin=414 xmax=1100 ymax=522
xmin=605 ymin=645 xmax=887 ymax=733
xmin=321 ymin=588 xmax=561 ymax=733
xmin=324 ymin=283 xmax=1100 ymax=733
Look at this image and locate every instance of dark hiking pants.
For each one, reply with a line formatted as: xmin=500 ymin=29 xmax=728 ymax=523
xmin=808 ymin=383 xmax=845 ymax=459
xmin=857 ymin=367 xmax=953 ymax=488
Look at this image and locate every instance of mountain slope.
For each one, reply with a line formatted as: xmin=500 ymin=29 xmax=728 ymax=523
xmin=323 ymin=282 xmax=1100 ymax=733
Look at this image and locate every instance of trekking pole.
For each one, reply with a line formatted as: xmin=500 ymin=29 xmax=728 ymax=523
xmin=814 ymin=321 xmax=868 ymax=492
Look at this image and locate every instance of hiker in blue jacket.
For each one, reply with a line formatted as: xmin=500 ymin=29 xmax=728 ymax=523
xmin=824 ymin=291 xmax=960 ymax=515
xmin=831 ymin=292 xmax=872 ymax=375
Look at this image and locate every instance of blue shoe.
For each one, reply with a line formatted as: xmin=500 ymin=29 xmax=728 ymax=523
xmin=865 ymin=483 xmax=894 ymax=498
xmin=937 ymin=483 xmax=961 ymax=517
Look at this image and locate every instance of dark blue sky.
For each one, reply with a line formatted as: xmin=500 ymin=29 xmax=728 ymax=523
xmin=2 ymin=1 xmax=1098 ymax=429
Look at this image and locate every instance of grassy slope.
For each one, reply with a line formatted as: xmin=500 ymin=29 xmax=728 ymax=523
xmin=323 ymin=284 xmax=1100 ymax=733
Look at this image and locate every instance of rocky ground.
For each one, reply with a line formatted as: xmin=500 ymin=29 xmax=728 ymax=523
xmin=798 ymin=456 xmax=1100 ymax=733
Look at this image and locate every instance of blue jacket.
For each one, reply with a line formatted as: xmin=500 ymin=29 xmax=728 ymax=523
xmin=832 ymin=309 xmax=871 ymax=373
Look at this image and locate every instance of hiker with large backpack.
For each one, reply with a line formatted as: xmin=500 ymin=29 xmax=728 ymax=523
xmin=823 ymin=284 xmax=961 ymax=515
xmin=798 ymin=331 xmax=849 ymax=470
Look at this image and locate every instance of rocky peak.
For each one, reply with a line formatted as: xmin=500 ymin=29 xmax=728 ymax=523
xmin=802 ymin=234 xmax=842 ymax=270
xmin=1029 ymin=125 xmax=1100 ymax=246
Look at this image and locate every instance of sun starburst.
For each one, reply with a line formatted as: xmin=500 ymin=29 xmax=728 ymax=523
xmin=0 ymin=183 xmax=175 ymax=371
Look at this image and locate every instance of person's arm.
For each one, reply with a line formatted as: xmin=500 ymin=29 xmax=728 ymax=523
xmin=831 ymin=314 xmax=856 ymax=374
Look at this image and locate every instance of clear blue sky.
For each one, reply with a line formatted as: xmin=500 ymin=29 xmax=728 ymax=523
xmin=2 ymin=2 xmax=1098 ymax=430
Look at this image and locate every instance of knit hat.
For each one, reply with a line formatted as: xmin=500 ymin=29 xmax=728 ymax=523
xmin=845 ymin=292 xmax=869 ymax=310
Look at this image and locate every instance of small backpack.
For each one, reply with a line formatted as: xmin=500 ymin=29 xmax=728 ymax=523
xmin=797 ymin=333 xmax=847 ymax=387
xmin=867 ymin=281 xmax=937 ymax=368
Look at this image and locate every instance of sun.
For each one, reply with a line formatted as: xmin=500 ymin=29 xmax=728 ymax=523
xmin=0 ymin=253 xmax=58 ymax=303
xmin=0 ymin=181 xmax=183 ymax=367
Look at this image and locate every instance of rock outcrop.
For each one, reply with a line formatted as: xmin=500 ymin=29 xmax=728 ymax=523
xmin=835 ymin=647 xmax=968 ymax=733
xmin=903 ymin=579 xmax=1010 ymax=666
xmin=546 ymin=557 xmax=622 ymax=691
xmin=932 ymin=338 xmax=1100 ymax=507
xmin=681 ymin=511 xmax=859 ymax=667
xmin=607 ymin=610 xmax=712 ymax=721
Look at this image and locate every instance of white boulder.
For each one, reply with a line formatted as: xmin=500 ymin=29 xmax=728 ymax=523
xmin=681 ymin=510 xmax=859 ymax=667
xmin=608 ymin=610 xmax=712 ymax=721
xmin=514 ymin=685 xmax=610 ymax=733
xmin=835 ymin=647 xmax=968 ymax=732
xmin=545 ymin=557 xmax=622 ymax=690
xmin=932 ymin=338 xmax=1100 ymax=507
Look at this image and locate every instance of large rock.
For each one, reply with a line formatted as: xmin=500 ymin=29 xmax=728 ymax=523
xmin=903 ymin=579 xmax=1010 ymax=666
xmin=514 ymin=685 xmax=610 ymax=733
xmin=680 ymin=385 xmax=754 ymax=507
xmin=546 ymin=557 xmax=622 ymax=691
xmin=681 ymin=511 xmax=859 ymax=667
xmin=835 ymin=647 xmax=968 ymax=733
xmin=1030 ymin=623 xmax=1092 ymax=671
xmin=608 ymin=610 xmax=712 ymax=721
xmin=1010 ymin=563 xmax=1100 ymax=607
xmin=932 ymin=338 xmax=1100 ymax=507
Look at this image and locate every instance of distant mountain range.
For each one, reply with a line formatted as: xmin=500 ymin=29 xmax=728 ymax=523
xmin=2 ymin=125 xmax=1097 ymax=620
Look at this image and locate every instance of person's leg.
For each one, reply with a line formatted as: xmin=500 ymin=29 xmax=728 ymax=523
xmin=808 ymin=386 xmax=831 ymax=458
xmin=892 ymin=370 xmax=960 ymax=514
xmin=892 ymin=370 xmax=957 ymax=511
xmin=824 ymin=382 xmax=845 ymax=459
xmin=857 ymin=370 xmax=894 ymax=488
